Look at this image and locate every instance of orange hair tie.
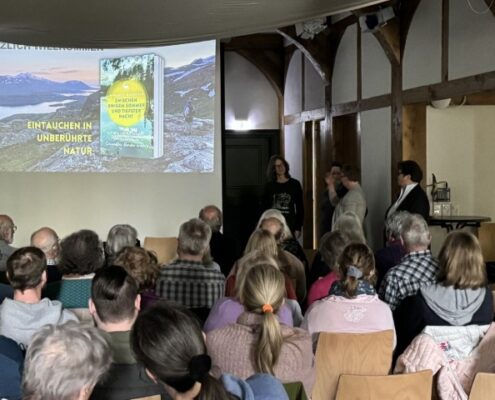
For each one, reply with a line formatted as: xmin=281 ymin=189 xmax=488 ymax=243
xmin=262 ymin=303 xmax=273 ymax=313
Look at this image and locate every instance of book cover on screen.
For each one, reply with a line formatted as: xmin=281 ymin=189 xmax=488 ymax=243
xmin=100 ymin=53 xmax=164 ymax=159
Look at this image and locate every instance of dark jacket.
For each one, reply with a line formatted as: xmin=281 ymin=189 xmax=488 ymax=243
xmin=387 ymin=184 xmax=430 ymax=221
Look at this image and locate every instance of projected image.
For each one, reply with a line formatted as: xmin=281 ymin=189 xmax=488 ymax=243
xmin=0 ymin=41 xmax=215 ymax=173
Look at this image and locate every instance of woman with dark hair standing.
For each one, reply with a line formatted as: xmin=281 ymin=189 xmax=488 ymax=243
xmin=263 ymin=155 xmax=304 ymax=238
xmin=131 ymin=302 xmax=289 ymax=400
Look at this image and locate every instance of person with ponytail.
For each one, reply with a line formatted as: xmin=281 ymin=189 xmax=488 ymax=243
xmin=303 ymin=243 xmax=395 ymax=346
xmin=206 ymin=265 xmax=314 ymax=394
xmin=131 ymin=302 xmax=289 ymax=400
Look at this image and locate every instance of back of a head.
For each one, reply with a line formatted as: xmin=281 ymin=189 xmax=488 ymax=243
xmin=199 ymin=205 xmax=223 ymax=233
xmin=106 ymin=224 xmax=138 ymax=257
xmin=244 ymin=229 xmax=279 ymax=256
xmin=385 ymin=211 xmax=411 ymax=241
xmin=91 ymin=265 xmax=139 ymax=324
xmin=235 ymin=251 xmax=280 ymax=297
xmin=319 ymin=231 xmax=349 ymax=270
xmin=59 ymin=229 xmax=104 ymax=276
xmin=333 ymin=211 xmax=366 ymax=244
xmin=178 ymin=218 xmax=211 ymax=256
xmin=7 ymin=247 xmax=46 ymax=292
xmin=401 ymin=214 xmax=430 ymax=251
xmin=22 ymin=321 xmax=111 ymax=400
xmin=338 ymin=243 xmax=376 ymax=298
xmin=30 ymin=227 xmax=60 ymax=260
xmin=341 ymin=164 xmax=360 ymax=182
xmin=438 ymin=231 xmax=486 ymax=289
xmin=240 ymin=265 xmax=285 ymax=375
xmin=398 ymin=160 xmax=423 ymax=183
xmin=257 ymin=209 xmax=293 ymax=240
xmin=132 ymin=302 xmax=232 ymax=399
xmin=114 ymin=246 xmax=159 ymax=291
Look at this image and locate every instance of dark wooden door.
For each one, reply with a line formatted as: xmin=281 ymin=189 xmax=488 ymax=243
xmin=223 ymin=130 xmax=280 ymax=258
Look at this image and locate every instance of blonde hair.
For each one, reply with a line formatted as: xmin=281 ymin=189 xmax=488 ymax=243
xmin=235 ymin=250 xmax=279 ymax=296
xmin=256 ymin=209 xmax=293 ymax=240
xmin=240 ymin=265 xmax=285 ymax=375
xmin=244 ymin=229 xmax=279 ymax=256
xmin=438 ymin=231 xmax=486 ymax=289
xmin=338 ymin=243 xmax=376 ymax=298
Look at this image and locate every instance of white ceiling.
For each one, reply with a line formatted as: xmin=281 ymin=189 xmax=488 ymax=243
xmin=0 ymin=0 xmax=387 ymax=48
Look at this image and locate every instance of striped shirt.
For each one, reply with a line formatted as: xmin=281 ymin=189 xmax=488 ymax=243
xmin=156 ymin=259 xmax=225 ymax=309
xmin=378 ymin=250 xmax=438 ymax=311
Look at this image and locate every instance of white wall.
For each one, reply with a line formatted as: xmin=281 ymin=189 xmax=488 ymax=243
xmin=224 ymin=51 xmax=279 ymax=130
xmin=3 ymin=47 xmax=223 ymax=247
xmin=285 ymin=51 xmax=303 ymax=115
xmin=303 ymin=56 xmax=325 ymax=110
xmin=332 ymin=25 xmax=357 ymax=104
xmin=361 ymin=32 xmax=390 ymax=98
xmin=360 ymin=107 xmax=391 ymax=251
xmin=450 ymin=0 xmax=495 ymax=80
xmin=402 ymin=0 xmax=441 ymax=90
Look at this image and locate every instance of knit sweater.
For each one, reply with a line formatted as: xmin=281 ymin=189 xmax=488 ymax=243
xmin=206 ymin=312 xmax=315 ymax=394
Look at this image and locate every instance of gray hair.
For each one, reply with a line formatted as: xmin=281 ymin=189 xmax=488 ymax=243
xmin=401 ymin=214 xmax=431 ymax=249
xmin=22 ymin=321 xmax=111 ymax=400
xmin=257 ymin=209 xmax=293 ymax=240
xmin=106 ymin=224 xmax=138 ymax=256
xmin=319 ymin=231 xmax=349 ymax=271
xmin=333 ymin=211 xmax=366 ymax=244
xmin=178 ymin=218 xmax=211 ymax=256
xmin=385 ymin=211 xmax=411 ymax=241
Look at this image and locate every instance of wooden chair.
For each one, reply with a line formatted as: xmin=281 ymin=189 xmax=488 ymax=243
xmin=478 ymin=223 xmax=495 ymax=262
xmin=283 ymin=382 xmax=308 ymax=400
xmin=311 ymin=330 xmax=394 ymax=400
xmin=335 ymin=370 xmax=433 ymax=400
xmin=469 ymin=373 xmax=495 ymax=400
xmin=143 ymin=236 xmax=178 ymax=265
xmin=131 ymin=396 xmax=161 ymax=400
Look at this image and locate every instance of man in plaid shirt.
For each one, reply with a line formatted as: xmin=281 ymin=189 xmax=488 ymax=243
xmin=156 ymin=218 xmax=224 ymax=309
xmin=379 ymin=214 xmax=438 ymax=311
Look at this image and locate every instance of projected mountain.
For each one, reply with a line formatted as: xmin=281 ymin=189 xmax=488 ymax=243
xmin=0 ymin=73 xmax=92 ymax=106
xmin=164 ymin=55 xmax=215 ymax=119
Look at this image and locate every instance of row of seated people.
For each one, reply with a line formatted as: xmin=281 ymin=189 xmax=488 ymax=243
xmin=0 ymin=208 xmax=493 ymax=399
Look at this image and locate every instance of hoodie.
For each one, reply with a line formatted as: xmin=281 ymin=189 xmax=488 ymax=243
xmin=0 ymin=297 xmax=78 ymax=348
xmin=221 ymin=373 xmax=289 ymax=400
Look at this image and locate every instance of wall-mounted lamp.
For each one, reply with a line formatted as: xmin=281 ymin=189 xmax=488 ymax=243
xmin=232 ymin=119 xmax=249 ymax=131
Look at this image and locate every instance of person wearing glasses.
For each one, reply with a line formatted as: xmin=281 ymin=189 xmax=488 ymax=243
xmin=31 ymin=227 xmax=63 ymax=283
xmin=0 ymin=215 xmax=16 ymax=272
xmin=385 ymin=160 xmax=430 ymax=221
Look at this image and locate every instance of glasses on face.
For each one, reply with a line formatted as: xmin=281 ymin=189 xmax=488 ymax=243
xmin=11 ymin=225 xmax=17 ymax=232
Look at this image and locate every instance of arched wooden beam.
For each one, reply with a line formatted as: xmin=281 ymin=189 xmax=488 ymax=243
xmin=277 ymin=26 xmax=331 ymax=85
xmin=398 ymin=0 xmax=421 ymax=59
xmin=223 ymin=34 xmax=285 ymax=98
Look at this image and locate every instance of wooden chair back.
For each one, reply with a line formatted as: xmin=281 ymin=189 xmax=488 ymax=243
xmin=131 ymin=396 xmax=161 ymax=400
xmin=143 ymin=236 xmax=178 ymax=265
xmin=335 ymin=370 xmax=433 ymax=400
xmin=311 ymin=330 xmax=394 ymax=400
xmin=478 ymin=223 xmax=495 ymax=262
xmin=469 ymin=373 xmax=495 ymax=400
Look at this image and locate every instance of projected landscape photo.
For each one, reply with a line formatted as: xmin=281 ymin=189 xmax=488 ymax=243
xmin=0 ymin=41 xmax=215 ymax=173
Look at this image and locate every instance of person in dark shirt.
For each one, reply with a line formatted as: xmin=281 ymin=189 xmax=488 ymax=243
xmin=263 ymin=155 xmax=304 ymax=238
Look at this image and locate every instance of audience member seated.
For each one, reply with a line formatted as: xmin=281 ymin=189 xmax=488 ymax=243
xmin=0 ymin=335 xmax=24 ymax=400
xmin=104 ymin=224 xmax=138 ymax=267
xmin=22 ymin=322 xmax=111 ymax=400
xmin=132 ymin=302 xmax=289 ymax=400
xmin=155 ymin=218 xmax=224 ymax=315
xmin=207 ymin=265 xmax=315 ymax=394
xmin=0 ymin=214 xmax=17 ymax=273
xmin=379 ymin=214 xmax=438 ymax=311
xmin=31 ymin=226 xmax=63 ymax=283
xmin=199 ymin=204 xmax=237 ymax=277
xmin=303 ymin=243 xmax=395 ymax=349
xmin=257 ymin=209 xmax=308 ymax=271
xmin=394 ymin=231 xmax=493 ymax=358
xmin=45 ymin=229 xmax=105 ymax=311
xmin=375 ymin=211 xmax=408 ymax=290
xmin=0 ymin=247 xmax=77 ymax=348
xmin=114 ymin=246 xmax=161 ymax=310
xmin=306 ymin=231 xmax=348 ymax=307
xmin=226 ymin=229 xmax=297 ymax=301
xmin=204 ymin=251 xmax=294 ymax=332
xmin=89 ymin=266 xmax=167 ymax=400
